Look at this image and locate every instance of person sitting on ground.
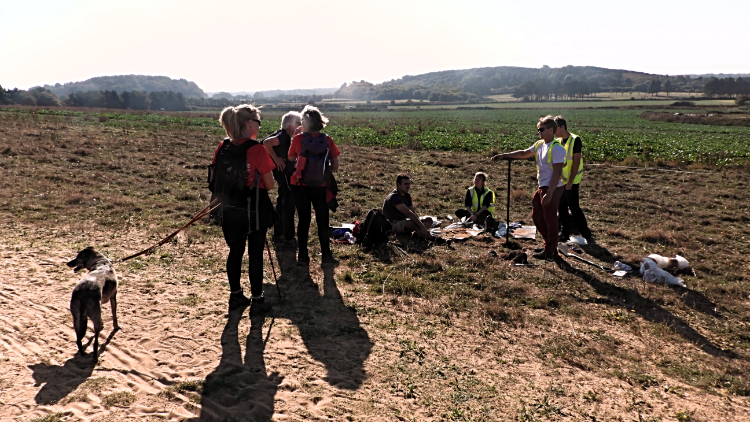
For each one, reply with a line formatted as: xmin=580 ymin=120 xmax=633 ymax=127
xmin=382 ymin=174 xmax=435 ymax=240
xmin=455 ymin=172 xmax=498 ymax=232
xmin=261 ymin=111 xmax=302 ymax=243
xmin=554 ymin=115 xmax=594 ymax=244
xmin=491 ymin=115 xmax=565 ymax=260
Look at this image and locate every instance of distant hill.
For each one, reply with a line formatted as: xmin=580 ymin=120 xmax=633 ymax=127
xmin=390 ymin=65 xmax=654 ymax=88
xmin=43 ymin=75 xmax=205 ymax=98
xmin=334 ymin=65 xmax=700 ymax=101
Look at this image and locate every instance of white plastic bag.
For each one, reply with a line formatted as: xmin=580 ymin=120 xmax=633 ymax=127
xmin=643 ymin=268 xmax=686 ymax=288
xmin=567 ymin=235 xmax=588 ymax=245
xmin=640 ymin=258 xmax=658 ymax=275
xmin=613 ymin=261 xmax=632 ymax=272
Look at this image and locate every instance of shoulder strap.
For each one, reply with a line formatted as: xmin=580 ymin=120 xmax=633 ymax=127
xmin=261 ymin=130 xmax=283 ymax=144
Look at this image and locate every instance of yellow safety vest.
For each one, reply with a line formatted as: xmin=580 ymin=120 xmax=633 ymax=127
xmin=533 ymin=139 xmax=565 ymax=182
xmin=559 ymin=133 xmax=584 ymax=184
xmin=469 ymin=186 xmax=496 ymax=218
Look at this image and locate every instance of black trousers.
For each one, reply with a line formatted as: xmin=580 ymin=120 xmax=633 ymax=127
xmin=558 ymin=183 xmax=592 ymax=239
xmin=221 ymin=206 xmax=267 ymax=297
xmin=455 ymin=209 xmax=492 ymax=225
xmin=291 ymin=185 xmax=331 ymax=259
xmin=272 ymin=170 xmax=296 ymax=239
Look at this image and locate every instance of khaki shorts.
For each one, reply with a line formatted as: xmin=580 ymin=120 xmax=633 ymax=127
xmin=392 ymin=219 xmax=408 ymax=234
xmin=392 ymin=217 xmax=432 ymax=234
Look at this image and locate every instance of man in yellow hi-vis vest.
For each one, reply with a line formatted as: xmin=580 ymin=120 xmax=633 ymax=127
xmin=455 ymin=172 xmax=498 ymax=232
xmin=491 ymin=115 xmax=565 ymax=260
xmin=554 ymin=116 xmax=594 ymax=244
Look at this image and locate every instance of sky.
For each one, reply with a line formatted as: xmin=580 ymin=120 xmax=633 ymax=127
xmin=1 ymin=0 xmax=749 ymax=93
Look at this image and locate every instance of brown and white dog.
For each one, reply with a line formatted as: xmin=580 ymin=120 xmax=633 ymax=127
xmin=67 ymin=247 xmax=120 ymax=360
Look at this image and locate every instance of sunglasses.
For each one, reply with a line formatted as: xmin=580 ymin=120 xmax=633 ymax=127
xmin=250 ymin=118 xmax=262 ymax=127
xmin=537 ymin=127 xmax=550 ymax=132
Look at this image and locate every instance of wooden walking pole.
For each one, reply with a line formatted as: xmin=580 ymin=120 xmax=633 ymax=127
xmin=506 ymin=159 xmax=511 ymax=244
xmin=265 ymin=239 xmax=282 ymax=299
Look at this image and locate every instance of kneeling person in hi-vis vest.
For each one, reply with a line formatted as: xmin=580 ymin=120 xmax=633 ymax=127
xmin=554 ymin=115 xmax=594 ymax=244
xmin=491 ymin=115 xmax=566 ymax=260
xmin=456 ymin=172 xmax=498 ymax=232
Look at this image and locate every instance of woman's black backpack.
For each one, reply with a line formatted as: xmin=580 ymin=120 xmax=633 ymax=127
xmin=208 ymin=138 xmax=256 ymax=207
xmin=356 ymin=209 xmax=392 ymax=248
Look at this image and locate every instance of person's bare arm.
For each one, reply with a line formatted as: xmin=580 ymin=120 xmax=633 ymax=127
xmin=261 ymin=171 xmax=275 ymax=191
xmin=397 ymin=203 xmax=431 ymax=237
xmin=566 ymin=153 xmax=581 ymax=190
xmin=330 ymin=156 xmax=339 ymax=172
xmin=491 ymin=147 xmax=535 ymax=162
xmin=262 ymin=136 xmax=285 ymax=171
xmin=543 ymin=163 xmax=564 ymax=206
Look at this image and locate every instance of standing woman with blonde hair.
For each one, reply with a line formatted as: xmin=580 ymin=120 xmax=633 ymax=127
xmin=211 ymin=104 xmax=276 ymax=312
xmin=288 ymin=105 xmax=340 ymax=265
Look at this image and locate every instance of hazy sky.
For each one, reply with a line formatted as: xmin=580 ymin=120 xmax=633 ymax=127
xmin=2 ymin=0 xmax=748 ymax=93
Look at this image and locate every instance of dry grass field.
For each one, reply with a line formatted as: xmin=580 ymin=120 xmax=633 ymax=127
xmin=1 ymin=107 xmax=749 ymax=422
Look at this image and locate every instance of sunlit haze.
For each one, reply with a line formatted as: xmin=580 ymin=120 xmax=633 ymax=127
xmin=1 ymin=0 xmax=748 ymax=93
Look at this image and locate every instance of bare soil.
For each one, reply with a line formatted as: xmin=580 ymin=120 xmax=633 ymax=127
xmin=1 ymin=109 xmax=749 ymax=421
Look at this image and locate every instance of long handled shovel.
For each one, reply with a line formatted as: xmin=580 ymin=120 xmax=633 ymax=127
xmin=557 ymin=244 xmax=612 ymax=272
xmin=505 ymin=159 xmax=511 ymax=244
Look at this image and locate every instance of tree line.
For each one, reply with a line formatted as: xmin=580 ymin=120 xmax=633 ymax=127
xmin=3 ymin=75 xmax=749 ymax=109
xmin=0 ymin=87 xmax=193 ymax=111
xmin=702 ymin=77 xmax=750 ymax=98
xmin=43 ymin=75 xmax=205 ymax=98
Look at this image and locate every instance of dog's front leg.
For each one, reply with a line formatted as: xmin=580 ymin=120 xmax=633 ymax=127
xmin=110 ymin=294 xmax=121 ymax=330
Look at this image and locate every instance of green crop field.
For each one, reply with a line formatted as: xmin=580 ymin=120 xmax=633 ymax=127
xmin=389 ymin=99 xmax=734 ymax=109
xmin=14 ymin=105 xmax=750 ymax=166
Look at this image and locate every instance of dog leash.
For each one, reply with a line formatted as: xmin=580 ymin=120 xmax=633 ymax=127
xmin=117 ymin=199 xmax=220 ymax=263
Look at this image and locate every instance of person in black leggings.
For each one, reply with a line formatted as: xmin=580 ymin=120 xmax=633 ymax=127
xmin=287 ymin=105 xmax=340 ymax=266
xmin=212 ymin=104 xmax=276 ymax=312
xmin=261 ymin=111 xmax=302 ymax=243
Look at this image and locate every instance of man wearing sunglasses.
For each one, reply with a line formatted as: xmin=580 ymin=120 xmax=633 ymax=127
xmin=491 ymin=115 xmax=566 ymax=260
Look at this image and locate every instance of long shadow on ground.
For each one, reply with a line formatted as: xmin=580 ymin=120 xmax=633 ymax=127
xmin=29 ymin=329 xmax=117 ymax=404
xmin=271 ymin=242 xmax=373 ymax=390
xmin=190 ymin=286 xmax=282 ymax=422
xmin=555 ymin=257 xmax=736 ymax=359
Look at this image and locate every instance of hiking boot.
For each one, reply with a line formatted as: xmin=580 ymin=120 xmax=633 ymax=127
xmin=321 ymin=254 xmax=339 ymax=266
xmin=534 ymin=247 xmax=544 ymax=253
xmin=532 ymin=251 xmax=556 ymax=261
xmin=485 ymin=217 xmax=499 ymax=233
xmin=584 ymin=236 xmax=597 ymax=245
xmin=558 ymin=233 xmax=570 ymax=242
xmin=296 ymin=252 xmax=310 ymax=266
xmin=432 ymin=236 xmax=448 ymax=245
xmin=228 ymin=292 xmax=251 ymax=311
xmin=250 ymin=297 xmax=272 ymax=316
